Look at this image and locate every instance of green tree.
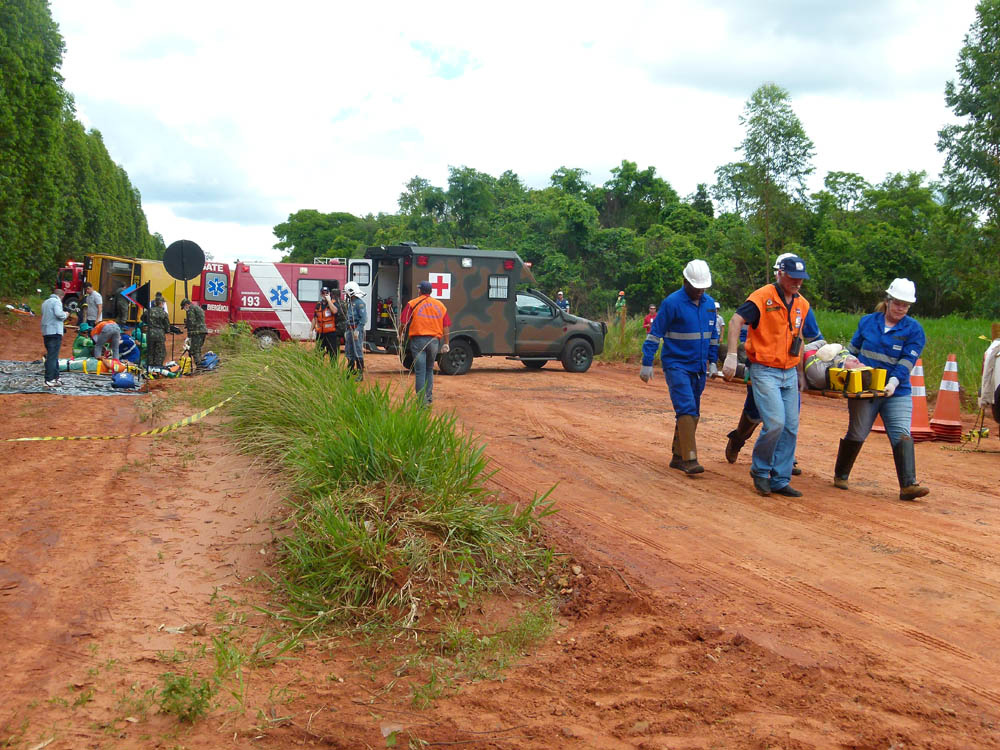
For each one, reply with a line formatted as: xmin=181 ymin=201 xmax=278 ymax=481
xmin=937 ymin=0 xmax=1000 ymax=222
xmin=595 ymin=160 xmax=679 ymax=234
xmin=722 ymin=84 xmax=815 ymax=265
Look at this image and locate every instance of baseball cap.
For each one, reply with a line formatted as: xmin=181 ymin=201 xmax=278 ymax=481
xmin=777 ymin=255 xmax=810 ymax=279
xmin=418 ymin=280 xmax=432 ymax=294
xmin=321 ymin=286 xmax=329 ymax=292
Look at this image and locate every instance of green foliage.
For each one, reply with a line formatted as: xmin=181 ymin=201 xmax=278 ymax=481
xmin=214 ymin=345 xmax=555 ymax=628
xmin=156 ymin=671 xmax=215 ymax=723
xmin=938 ymin=0 xmax=1000 ymax=222
xmin=0 ymin=1 xmax=163 ymax=296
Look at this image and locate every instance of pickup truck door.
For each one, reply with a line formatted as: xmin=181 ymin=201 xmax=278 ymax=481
xmin=514 ymin=292 xmax=563 ymax=356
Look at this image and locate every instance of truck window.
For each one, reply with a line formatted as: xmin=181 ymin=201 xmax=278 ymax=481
xmin=204 ymin=272 xmax=228 ymax=302
xmin=488 ymin=274 xmax=509 ymax=300
xmin=516 ymin=293 xmax=554 ymax=318
xmin=57 ymin=269 xmax=73 ymax=285
xmin=350 ymin=265 xmax=370 ymax=285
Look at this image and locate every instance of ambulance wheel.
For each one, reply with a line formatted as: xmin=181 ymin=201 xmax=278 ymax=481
xmin=439 ymin=339 xmax=473 ymax=376
xmin=561 ymin=338 xmax=593 ymax=373
xmin=254 ymin=328 xmax=280 ymax=350
xmin=522 ymin=359 xmax=546 ymax=369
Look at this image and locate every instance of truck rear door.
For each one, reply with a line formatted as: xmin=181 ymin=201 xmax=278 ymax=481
xmin=349 ymin=259 xmax=374 ymax=332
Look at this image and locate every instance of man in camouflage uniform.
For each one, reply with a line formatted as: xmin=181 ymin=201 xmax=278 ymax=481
xmin=181 ymin=299 xmax=207 ymax=368
xmin=147 ymin=298 xmax=171 ymax=367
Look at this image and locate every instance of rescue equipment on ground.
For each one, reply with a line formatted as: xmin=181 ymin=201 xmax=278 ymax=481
xmin=200 ymin=351 xmax=219 ymax=371
xmin=112 ymin=372 xmax=138 ymax=389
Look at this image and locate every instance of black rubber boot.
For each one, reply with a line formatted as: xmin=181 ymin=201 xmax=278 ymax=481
xmin=833 ymin=438 xmax=864 ymax=490
xmin=725 ymin=411 xmax=760 ymax=464
xmin=892 ymin=436 xmax=930 ymax=501
xmin=677 ymin=415 xmax=704 ymax=475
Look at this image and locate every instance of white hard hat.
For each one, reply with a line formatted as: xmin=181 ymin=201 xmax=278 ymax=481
xmin=773 ymin=252 xmax=796 ymax=270
xmin=344 ymin=281 xmax=364 ymax=297
xmin=682 ymin=259 xmax=712 ymax=289
xmin=885 ymin=278 xmax=916 ymax=304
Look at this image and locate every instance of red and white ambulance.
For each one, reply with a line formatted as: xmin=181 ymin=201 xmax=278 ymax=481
xmin=192 ymin=258 xmax=373 ymax=347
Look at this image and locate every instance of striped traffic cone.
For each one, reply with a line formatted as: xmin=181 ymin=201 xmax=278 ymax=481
xmin=909 ymin=359 xmax=935 ymax=442
xmin=930 ymin=354 xmax=963 ymax=442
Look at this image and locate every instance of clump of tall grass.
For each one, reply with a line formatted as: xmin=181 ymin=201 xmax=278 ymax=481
xmin=215 ymin=345 xmax=555 ymax=629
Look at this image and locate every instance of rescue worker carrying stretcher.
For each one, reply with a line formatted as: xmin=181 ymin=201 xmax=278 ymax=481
xmin=639 ymin=259 xmax=718 ymax=475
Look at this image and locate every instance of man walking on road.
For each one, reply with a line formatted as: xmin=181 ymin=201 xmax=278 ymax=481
xmin=640 ymin=260 xmax=718 ymax=475
xmin=723 ymin=255 xmax=811 ymax=497
xmin=41 ymin=288 xmax=68 ymax=387
xmin=402 ymin=280 xmax=450 ymax=406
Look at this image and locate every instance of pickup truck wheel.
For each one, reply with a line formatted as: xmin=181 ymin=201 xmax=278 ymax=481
xmin=254 ymin=328 xmax=280 ymax=350
xmin=522 ymin=359 xmax=546 ymax=369
xmin=438 ymin=339 xmax=473 ymax=375
xmin=561 ymin=338 xmax=594 ymax=373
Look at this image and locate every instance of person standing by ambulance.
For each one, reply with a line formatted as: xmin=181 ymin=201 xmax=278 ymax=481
xmin=402 ymin=280 xmax=451 ymax=406
xmin=147 ymin=297 xmax=171 ymax=368
xmin=343 ymin=281 xmax=367 ymax=380
xmin=639 ymin=260 xmax=718 ymax=475
xmin=181 ymin=299 xmax=207 ymax=369
xmin=723 ymin=255 xmax=811 ymax=497
xmin=832 ymin=278 xmax=929 ymax=501
xmin=312 ymin=286 xmax=340 ymax=361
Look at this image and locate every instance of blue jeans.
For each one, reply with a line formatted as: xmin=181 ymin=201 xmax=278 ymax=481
xmin=410 ymin=336 xmax=440 ymax=405
xmin=663 ymin=366 xmax=706 ymax=417
xmin=43 ymin=334 xmax=62 ymax=382
xmin=749 ymin=363 xmax=800 ymax=490
xmin=846 ymin=394 xmax=912 ymax=446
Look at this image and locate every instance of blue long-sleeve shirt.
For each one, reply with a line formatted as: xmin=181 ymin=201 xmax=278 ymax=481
xmin=848 ymin=312 xmax=925 ymax=397
xmin=642 ymin=288 xmax=718 ymax=372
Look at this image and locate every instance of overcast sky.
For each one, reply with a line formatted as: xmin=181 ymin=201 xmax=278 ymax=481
xmin=49 ymin=0 xmax=979 ymax=263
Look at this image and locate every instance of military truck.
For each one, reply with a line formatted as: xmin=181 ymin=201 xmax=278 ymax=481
xmin=360 ymin=243 xmax=606 ymax=374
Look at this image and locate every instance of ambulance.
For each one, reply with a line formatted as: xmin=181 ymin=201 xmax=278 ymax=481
xmin=193 ymin=258 xmax=374 ymax=348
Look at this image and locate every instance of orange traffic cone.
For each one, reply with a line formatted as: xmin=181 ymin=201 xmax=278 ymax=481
xmin=909 ymin=359 xmax=935 ymax=442
xmin=930 ymin=354 xmax=962 ymax=442
xmin=870 ymin=359 xmax=933 ymax=440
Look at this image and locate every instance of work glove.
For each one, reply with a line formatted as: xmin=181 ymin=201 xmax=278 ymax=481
xmin=708 ymin=362 xmax=719 ymax=377
xmin=884 ymin=377 xmax=899 ymax=397
xmin=722 ymin=352 xmax=738 ymax=381
xmin=440 ymin=343 xmax=450 ymax=354
xmin=639 ymin=364 xmax=653 ymax=383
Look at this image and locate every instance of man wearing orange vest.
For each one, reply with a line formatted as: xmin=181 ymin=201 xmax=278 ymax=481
xmin=401 ymin=280 xmax=451 ymax=406
xmin=723 ymin=255 xmax=810 ymax=497
xmin=311 ymin=286 xmax=340 ymax=361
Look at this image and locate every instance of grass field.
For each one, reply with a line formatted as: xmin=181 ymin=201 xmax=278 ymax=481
xmin=600 ymin=308 xmax=997 ymax=410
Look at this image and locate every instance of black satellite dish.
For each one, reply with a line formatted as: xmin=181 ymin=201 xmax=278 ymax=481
xmin=163 ymin=239 xmax=206 ymax=302
xmin=163 ymin=240 xmax=205 ymax=281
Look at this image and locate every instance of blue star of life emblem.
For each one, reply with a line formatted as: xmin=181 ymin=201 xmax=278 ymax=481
xmin=207 ymin=277 xmax=226 ymax=297
xmin=269 ymin=285 xmax=289 ymax=305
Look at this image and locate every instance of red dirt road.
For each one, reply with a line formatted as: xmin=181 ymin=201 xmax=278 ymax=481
xmin=2 ymin=315 xmax=999 ymax=749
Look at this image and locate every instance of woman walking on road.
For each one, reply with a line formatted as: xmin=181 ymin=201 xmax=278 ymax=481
xmin=832 ymin=278 xmax=930 ymax=501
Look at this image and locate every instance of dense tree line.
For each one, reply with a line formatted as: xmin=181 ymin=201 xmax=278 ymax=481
xmin=0 ymin=0 xmax=163 ymax=297
xmin=276 ymin=2 xmax=1000 ymax=320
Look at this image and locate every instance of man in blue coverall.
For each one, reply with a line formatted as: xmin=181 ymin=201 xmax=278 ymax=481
xmin=639 ymin=259 xmax=718 ymax=475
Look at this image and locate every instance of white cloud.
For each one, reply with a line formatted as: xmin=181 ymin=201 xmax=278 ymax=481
xmin=49 ymin=0 xmax=980 ymax=262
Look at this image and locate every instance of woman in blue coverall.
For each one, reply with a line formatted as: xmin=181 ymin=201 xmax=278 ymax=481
xmin=832 ymin=278 xmax=929 ymax=501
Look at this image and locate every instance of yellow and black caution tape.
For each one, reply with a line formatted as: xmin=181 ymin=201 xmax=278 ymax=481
xmin=4 ymin=393 xmax=237 ymax=442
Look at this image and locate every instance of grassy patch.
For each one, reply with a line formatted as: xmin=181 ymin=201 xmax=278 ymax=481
xmin=213 ymin=344 xmax=556 ymax=633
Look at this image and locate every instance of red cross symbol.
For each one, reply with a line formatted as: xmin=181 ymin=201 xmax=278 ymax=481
xmin=430 ymin=274 xmax=450 ymax=297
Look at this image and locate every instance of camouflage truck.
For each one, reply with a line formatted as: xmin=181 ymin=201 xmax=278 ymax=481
xmin=362 ymin=243 xmax=606 ymax=374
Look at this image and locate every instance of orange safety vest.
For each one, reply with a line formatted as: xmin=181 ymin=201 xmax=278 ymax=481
xmin=744 ymin=284 xmax=810 ymax=370
xmin=405 ymin=295 xmax=448 ymax=338
xmin=315 ymin=303 xmax=337 ymax=334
